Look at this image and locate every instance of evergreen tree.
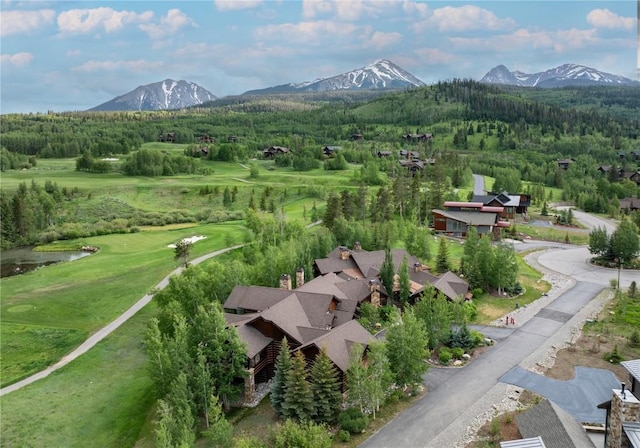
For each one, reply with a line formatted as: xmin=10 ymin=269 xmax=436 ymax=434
xmin=310 ymin=348 xmax=342 ymax=424
xmin=283 ymin=351 xmax=315 ymax=421
xmin=322 ymin=192 xmax=343 ymax=229
xmin=386 ymin=308 xmax=429 ymax=389
xmin=354 ymin=183 xmax=368 ymax=222
xmin=270 ymin=338 xmax=292 ymax=418
xmin=380 ymin=249 xmax=395 ymax=301
xmin=223 ymin=187 xmax=232 ymax=207
xmin=435 ymin=238 xmax=450 ymax=273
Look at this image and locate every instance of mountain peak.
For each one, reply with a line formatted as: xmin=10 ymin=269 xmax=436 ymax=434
xmin=89 ymin=79 xmax=217 ymax=111
xmin=480 ymin=63 xmax=638 ymax=87
xmin=242 ymin=59 xmax=424 ymax=95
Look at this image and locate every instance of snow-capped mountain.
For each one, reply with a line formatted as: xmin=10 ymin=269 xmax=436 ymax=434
xmin=243 ymin=59 xmax=424 ymax=95
xmin=480 ymin=63 xmax=639 ymax=87
xmin=89 ymin=79 xmax=217 ymax=111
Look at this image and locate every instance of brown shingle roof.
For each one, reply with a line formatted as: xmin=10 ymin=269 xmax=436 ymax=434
xmin=236 ymin=323 xmax=273 ymax=358
xmin=296 ymin=320 xmax=374 ymax=372
xmin=432 ymin=271 xmax=469 ymax=301
xmin=224 ymin=286 xmax=292 ymax=312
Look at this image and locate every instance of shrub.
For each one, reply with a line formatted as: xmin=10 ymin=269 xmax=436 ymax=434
xmin=629 ymin=330 xmax=640 ymax=348
xmin=604 ymin=345 xmax=624 ymax=364
xmin=338 ymin=408 xmax=369 ymax=434
xmin=271 ymin=419 xmax=332 ymax=448
xmin=438 ymin=347 xmax=452 ymax=365
xmin=448 ymin=325 xmax=474 ymax=350
xmin=452 ymin=347 xmax=465 ymax=359
xmin=471 ymin=330 xmax=486 ymax=347
xmin=337 ymin=429 xmax=351 ymax=443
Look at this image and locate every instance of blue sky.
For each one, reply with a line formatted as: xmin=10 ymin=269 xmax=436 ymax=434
xmin=1 ymin=0 xmax=637 ymax=113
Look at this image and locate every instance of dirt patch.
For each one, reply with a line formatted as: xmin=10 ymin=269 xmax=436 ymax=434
xmin=542 ymin=329 xmax=631 ymax=383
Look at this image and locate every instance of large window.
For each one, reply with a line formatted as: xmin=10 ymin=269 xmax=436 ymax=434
xmin=446 ymin=219 xmax=467 ymax=233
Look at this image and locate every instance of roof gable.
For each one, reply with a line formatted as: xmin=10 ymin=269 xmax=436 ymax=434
xmin=297 ymin=320 xmax=374 ymax=372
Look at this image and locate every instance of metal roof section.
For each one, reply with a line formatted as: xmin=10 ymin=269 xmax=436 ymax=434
xmin=500 ymin=436 xmax=546 ymax=448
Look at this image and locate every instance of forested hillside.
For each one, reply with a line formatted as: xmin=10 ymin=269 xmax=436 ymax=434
xmin=1 ymin=80 xmax=639 ymax=249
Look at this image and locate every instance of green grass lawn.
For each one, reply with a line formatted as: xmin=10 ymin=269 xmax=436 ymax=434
xmin=473 ymin=255 xmax=551 ymax=324
xmin=0 ymin=304 xmax=157 ymax=448
xmin=0 ymin=222 xmax=246 ymax=386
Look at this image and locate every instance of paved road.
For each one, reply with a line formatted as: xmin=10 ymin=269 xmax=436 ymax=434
xmin=0 ymin=244 xmax=244 ymax=397
xmin=472 ymin=174 xmax=485 ymax=195
xmin=361 ymin=210 xmax=635 ymax=447
xmin=361 ymin=281 xmax=606 ymax=448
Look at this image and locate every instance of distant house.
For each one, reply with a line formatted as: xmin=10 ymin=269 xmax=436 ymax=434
xmin=620 ymin=197 xmax=640 ymax=213
xmin=557 ymin=158 xmax=576 ymax=170
xmin=598 ymin=165 xmax=613 ymax=174
xmin=350 ymin=134 xmax=364 ymax=141
xmin=159 ymin=132 xmax=176 ymax=143
xmin=322 ymin=146 xmax=343 ymax=157
xmin=597 ymin=359 xmax=640 ymax=448
xmin=432 ymin=201 xmax=511 ymax=237
xmin=630 ymin=150 xmax=640 ymax=160
xmin=198 ymin=134 xmax=215 ymax=144
xmin=263 ymin=146 xmax=290 ymax=158
xmin=377 ymin=150 xmax=393 ymax=158
xmin=621 ymin=171 xmax=640 ymax=186
xmin=228 ymin=135 xmax=238 ymax=143
xmin=399 ymin=159 xmax=425 ymax=175
xmin=192 ymin=146 xmax=209 ymax=157
xmin=402 ymin=133 xmax=433 ymax=143
xmin=472 ymin=192 xmax=531 ymax=220
xmin=399 ymin=149 xmax=420 ymax=159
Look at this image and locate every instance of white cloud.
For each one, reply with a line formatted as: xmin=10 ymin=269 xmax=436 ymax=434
xmin=72 ymin=59 xmax=164 ymax=73
xmin=450 ymin=28 xmax=599 ymax=53
xmin=413 ymin=5 xmax=516 ymax=33
xmin=255 ymin=20 xmax=364 ymax=45
xmin=586 ymin=9 xmax=634 ymax=30
xmin=414 ymin=47 xmax=456 ymax=64
xmin=302 ymin=0 xmax=395 ymax=21
xmin=214 ymin=0 xmax=262 ymax=11
xmin=139 ymin=9 xmax=196 ymax=39
xmin=0 ymin=52 xmax=34 ymax=66
xmin=57 ymin=7 xmax=153 ymax=34
xmin=402 ymin=1 xmax=429 ymax=18
xmin=0 ymin=9 xmax=55 ymax=37
xmin=66 ymin=49 xmax=82 ymax=57
xmin=370 ymin=31 xmax=401 ymax=49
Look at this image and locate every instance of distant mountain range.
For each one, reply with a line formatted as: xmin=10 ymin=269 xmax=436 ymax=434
xmin=242 ymin=59 xmax=425 ymax=95
xmin=480 ymin=63 xmax=639 ymax=87
xmin=89 ymin=61 xmax=638 ymax=111
xmin=89 ymin=79 xmax=217 ymax=112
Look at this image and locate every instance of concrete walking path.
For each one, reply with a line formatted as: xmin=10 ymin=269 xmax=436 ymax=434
xmin=0 ymin=244 xmax=244 ymax=397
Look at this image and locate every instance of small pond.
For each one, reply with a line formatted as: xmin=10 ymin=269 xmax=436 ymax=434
xmin=0 ymin=247 xmax=93 ymax=278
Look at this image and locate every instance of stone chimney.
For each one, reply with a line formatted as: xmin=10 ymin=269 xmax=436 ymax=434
xmin=296 ymin=267 xmax=304 ymax=288
xmin=414 ymin=262 xmax=422 ymax=272
xmin=354 ymin=241 xmax=362 ymax=251
xmin=369 ymin=279 xmax=381 ymax=307
xmin=606 ymin=385 xmax=640 ymax=448
xmin=339 ymin=246 xmax=350 ymax=260
xmin=280 ymin=274 xmax=292 ymax=290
